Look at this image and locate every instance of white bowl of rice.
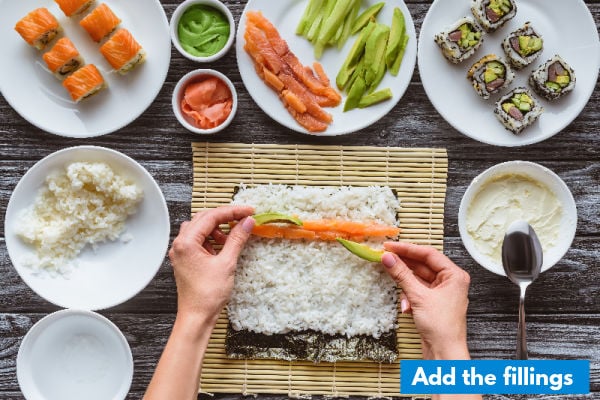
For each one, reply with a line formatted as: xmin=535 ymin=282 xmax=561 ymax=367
xmin=4 ymin=146 xmax=170 ymax=310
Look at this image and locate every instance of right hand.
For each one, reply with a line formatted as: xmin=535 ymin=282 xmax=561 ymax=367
xmin=382 ymin=242 xmax=472 ymax=360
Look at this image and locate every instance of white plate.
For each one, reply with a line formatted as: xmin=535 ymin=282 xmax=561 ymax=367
xmin=0 ymin=0 xmax=171 ymax=138
xmin=419 ymin=0 xmax=600 ymax=147
xmin=458 ymin=161 xmax=577 ymax=276
xmin=17 ymin=309 xmax=133 ymax=400
xmin=4 ymin=146 xmax=170 ymax=310
xmin=236 ymin=0 xmax=417 ymax=136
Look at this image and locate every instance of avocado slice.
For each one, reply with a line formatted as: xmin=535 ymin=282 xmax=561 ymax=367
xmin=253 ymin=212 xmax=303 ymax=226
xmin=385 ymin=7 xmax=406 ymax=70
xmin=336 ymin=238 xmax=384 ymax=262
xmin=502 ymin=102 xmax=514 ymax=113
xmin=344 ymin=75 xmax=366 ymax=112
xmin=545 ymin=81 xmax=562 ymax=92
xmin=336 ymin=21 xmax=376 ymax=90
xmin=364 ymin=24 xmax=390 ymax=86
xmin=556 ymin=75 xmax=571 ymax=86
xmin=351 ymin=2 xmax=385 ymax=35
xmin=359 ymin=88 xmax=392 ymax=108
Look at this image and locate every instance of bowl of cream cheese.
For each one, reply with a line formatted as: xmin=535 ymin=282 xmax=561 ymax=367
xmin=458 ymin=161 xmax=577 ymax=276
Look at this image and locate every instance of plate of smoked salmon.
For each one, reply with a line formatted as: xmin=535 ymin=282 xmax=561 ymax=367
xmin=236 ymin=0 xmax=417 ymax=136
xmin=0 ymin=0 xmax=170 ymax=138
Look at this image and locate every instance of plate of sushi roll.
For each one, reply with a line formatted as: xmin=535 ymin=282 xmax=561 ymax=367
xmin=418 ymin=0 xmax=600 ymax=147
xmin=0 ymin=0 xmax=170 ymax=138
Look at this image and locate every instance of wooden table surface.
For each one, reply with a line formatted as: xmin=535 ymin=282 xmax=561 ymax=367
xmin=1 ymin=1 xmax=598 ymax=399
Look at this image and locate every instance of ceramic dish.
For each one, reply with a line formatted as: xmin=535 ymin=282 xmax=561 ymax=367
xmin=4 ymin=146 xmax=170 ymax=310
xmin=17 ymin=309 xmax=133 ymax=400
xmin=0 ymin=0 xmax=171 ymax=138
xmin=419 ymin=0 xmax=600 ymax=147
xmin=458 ymin=161 xmax=577 ymax=276
xmin=170 ymin=0 xmax=235 ymax=63
xmin=236 ymin=0 xmax=417 ymax=136
xmin=172 ymin=69 xmax=237 ymax=134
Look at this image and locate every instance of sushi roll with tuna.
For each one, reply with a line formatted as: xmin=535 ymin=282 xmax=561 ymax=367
xmin=62 ymin=64 xmax=107 ymax=102
xmin=100 ymin=29 xmax=146 ymax=75
xmin=54 ymin=0 xmax=96 ymax=17
xmin=494 ymin=87 xmax=543 ymax=134
xmin=14 ymin=8 xmax=61 ymax=50
xmin=502 ymin=22 xmax=543 ymax=69
xmin=434 ymin=17 xmax=484 ymax=64
xmin=467 ymin=54 xmax=514 ymax=99
xmin=471 ymin=0 xmax=517 ymax=32
xmin=529 ymin=55 xmax=576 ymax=101
xmin=43 ymin=37 xmax=84 ymax=80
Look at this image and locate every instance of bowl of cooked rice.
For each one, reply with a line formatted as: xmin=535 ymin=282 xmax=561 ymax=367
xmin=4 ymin=146 xmax=170 ymax=310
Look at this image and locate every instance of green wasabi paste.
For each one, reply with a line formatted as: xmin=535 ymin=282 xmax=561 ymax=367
xmin=178 ymin=5 xmax=230 ymax=57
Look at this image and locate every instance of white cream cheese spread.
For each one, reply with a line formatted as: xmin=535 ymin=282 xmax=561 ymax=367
xmin=466 ymin=173 xmax=562 ymax=263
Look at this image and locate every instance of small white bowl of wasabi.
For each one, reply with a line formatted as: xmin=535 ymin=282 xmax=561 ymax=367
xmin=458 ymin=161 xmax=577 ymax=276
xmin=17 ymin=309 xmax=133 ymax=400
xmin=170 ymin=0 xmax=235 ymax=63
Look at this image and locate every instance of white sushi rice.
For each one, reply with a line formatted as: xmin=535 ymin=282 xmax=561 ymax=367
xmin=228 ymin=185 xmax=400 ymax=339
xmin=16 ymin=162 xmax=143 ymax=274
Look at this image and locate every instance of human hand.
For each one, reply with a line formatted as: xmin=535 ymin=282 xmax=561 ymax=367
xmin=168 ymin=205 xmax=255 ymax=324
xmin=382 ymin=242 xmax=472 ymax=360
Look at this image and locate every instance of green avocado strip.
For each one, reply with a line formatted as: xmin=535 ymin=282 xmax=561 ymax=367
xmin=253 ymin=212 xmax=303 ymax=226
xmin=336 ymin=238 xmax=384 ymax=263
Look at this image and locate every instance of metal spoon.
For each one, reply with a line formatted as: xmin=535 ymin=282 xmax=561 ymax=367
xmin=501 ymin=220 xmax=543 ymax=360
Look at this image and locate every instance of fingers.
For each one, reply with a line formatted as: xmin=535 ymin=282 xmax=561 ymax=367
xmin=220 ymin=217 xmax=255 ymax=264
xmin=203 ymin=241 xmax=216 ymax=255
xmin=211 ymin=228 xmax=228 ymax=245
xmin=399 ymin=292 xmax=412 ymax=314
xmin=188 ymin=206 xmax=255 ymax=244
xmin=381 ymin=252 xmax=424 ymax=296
xmin=384 ymin=242 xmax=457 ymax=273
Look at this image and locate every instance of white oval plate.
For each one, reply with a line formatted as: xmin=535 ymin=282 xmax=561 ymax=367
xmin=458 ymin=161 xmax=577 ymax=276
xmin=419 ymin=0 xmax=600 ymax=147
xmin=17 ymin=309 xmax=133 ymax=400
xmin=0 ymin=0 xmax=171 ymax=138
xmin=236 ymin=0 xmax=417 ymax=136
xmin=4 ymin=146 xmax=170 ymax=310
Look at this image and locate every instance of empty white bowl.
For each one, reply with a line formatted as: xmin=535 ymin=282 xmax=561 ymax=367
xmin=170 ymin=0 xmax=235 ymax=63
xmin=17 ymin=309 xmax=133 ymax=400
xmin=458 ymin=161 xmax=577 ymax=276
xmin=172 ymin=68 xmax=238 ymax=134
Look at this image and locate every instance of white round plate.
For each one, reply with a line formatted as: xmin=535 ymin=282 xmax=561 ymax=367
xmin=419 ymin=0 xmax=600 ymax=147
xmin=4 ymin=146 xmax=170 ymax=310
xmin=0 ymin=0 xmax=171 ymax=138
xmin=17 ymin=309 xmax=133 ymax=400
xmin=458 ymin=161 xmax=577 ymax=276
xmin=236 ymin=0 xmax=417 ymax=136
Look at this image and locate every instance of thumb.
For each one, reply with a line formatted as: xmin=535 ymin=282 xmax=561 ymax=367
xmin=220 ymin=217 xmax=255 ymax=263
xmin=382 ymin=252 xmax=422 ymax=295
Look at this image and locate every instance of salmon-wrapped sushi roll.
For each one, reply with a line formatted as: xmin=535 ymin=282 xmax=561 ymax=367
xmin=79 ymin=3 xmax=121 ymax=42
xmin=54 ymin=0 xmax=95 ymax=17
xmin=100 ymin=29 xmax=146 ymax=74
xmin=14 ymin=8 xmax=61 ymax=50
xmin=43 ymin=37 xmax=84 ymax=79
xmin=62 ymin=64 xmax=107 ymax=102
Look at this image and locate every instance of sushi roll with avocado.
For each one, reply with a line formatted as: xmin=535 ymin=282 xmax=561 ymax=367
xmin=434 ymin=17 xmax=484 ymax=64
xmin=494 ymin=87 xmax=543 ymax=134
xmin=471 ymin=0 xmax=517 ymax=33
xmin=529 ymin=55 xmax=576 ymax=101
xmin=467 ymin=54 xmax=515 ymax=99
xmin=502 ymin=22 xmax=543 ymax=69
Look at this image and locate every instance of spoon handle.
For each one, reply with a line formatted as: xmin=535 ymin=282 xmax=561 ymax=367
xmin=516 ymin=284 xmax=529 ymax=360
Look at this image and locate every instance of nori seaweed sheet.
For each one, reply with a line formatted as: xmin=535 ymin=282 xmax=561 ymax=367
xmin=226 ymin=323 xmax=398 ymax=363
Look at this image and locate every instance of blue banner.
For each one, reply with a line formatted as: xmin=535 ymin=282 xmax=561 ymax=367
xmin=401 ymin=360 xmax=589 ymax=395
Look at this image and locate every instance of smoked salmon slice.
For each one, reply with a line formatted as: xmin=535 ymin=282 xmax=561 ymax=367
xmin=79 ymin=3 xmax=121 ymax=42
xmin=14 ymin=8 xmax=61 ymax=50
xmin=62 ymin=64 xmax=106 ymax=102
xmin=54 ymin=0 xmax=95 ymax=17
xmin=244 ymin=11 xmax=341 ymax=133
xmin=99 ymin=29 xmax=146 ymax=74
xmin=43 ymin=37 xmax=84 ymax=79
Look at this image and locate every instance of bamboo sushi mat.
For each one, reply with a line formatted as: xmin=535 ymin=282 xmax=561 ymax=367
xmin=192 ymin=142 xmax=448 ymax=398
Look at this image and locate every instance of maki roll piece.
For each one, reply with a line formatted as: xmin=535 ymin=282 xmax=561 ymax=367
xmin=54 ymin=0 xmax=96 ymax=17
xmin=502 ymin=22 xmax=543 ymax=69
xmin=529 ymin=55 xmax=576 ymax=101
xmin=79 ymin=3 xmax=121 ymax=43
xmin=14 ymin=8 xmax=62 ymax=50
xmin=100 ymin=29 xmax=146 ymax=75
xmin=471 ymin=0 xmax=516 ymax=33
xmin=434 ymin=17 xmax=484 ymax=64
xmin=494 ymin=87 xmax=543 ymax=135
xmin=62 ymin=64 xmax=107 ymax=102
xmin=467 ymin=54 xmax=514 ymax=99
xmin=43 ymin=37 xmax=84 ymax=79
